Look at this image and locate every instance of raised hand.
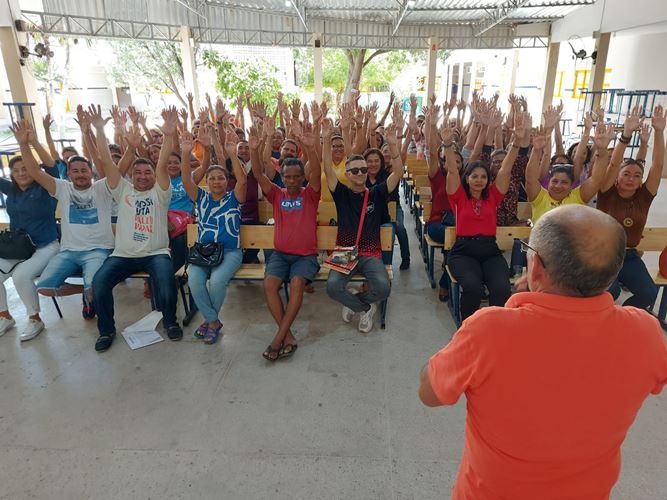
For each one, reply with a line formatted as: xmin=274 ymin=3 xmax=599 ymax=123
xmin=125 ymin=125 xmax=143 ymax=150
xmin=42 ymin=114 xmax=54 ymax=131
xmin=583 ymin=111 xmax=593 ymax=131
xmin=197 ymin=122 xmax=212 ymax=148
xmin=513 ymin=112 xmax=532 ymax=142
xmin=457 ymin=99 xmax=466 ymax=112
xmin=247 ymin=125 xmax=261 ymax=151
xmin=310 ymin=101 xmax=321 ymax=123
xmin=215 ymin=97 xmax=227 ymax=123
xmin=180 ymin=130 xmax=195 ymax=155
xmin=179 ymin=108 xmax=188 ymax=124
xmin=262 ymin=116 xmax=276 ymax=139
xmin=223 ymin=129 xmax=239 ymax=157
xmin=651 ymin=104 xmax=665 ymax=131
xmin=128 ymin=106 xmax=140 ymax=125
xmin=409 ymin=94 xmax=417 ymax=113
xmin=290 ymin=98 xmax=301 ymax=119
xmin=639 ymin=122 xmax=651 ymax=144
xmin=439 ymin=119 xmax=454 ymax=145
xmin=593 ymin=121 xmax=616 ymax=150
xmin=186 ymin=92 xmax=194 ymax=104
xmin=88 ymin=104 xmax=112 ymax=130
xmin=320 ymin=101 xmax=329 ymax=120
xmin=542 ymin=104 xmax=561 ymax=130
xmin=623 ymin=105 xmax=643 ymax=135
xmin=385 ymin=123 xmax=398 ymax=148
xmin=301 ymin=128 xmax=315 ymax=149
xmin=198 ymin=107 xmax=210 ymax=124
xmin=532 ymin=127 xmax=548 ymax=150
xmin=10 ymin=120 xmax=33 ymax=145
xmin=159 ymin=106 xmax=179 ymax=136
xmin=321 ymin=117 xmax=333 ymax=138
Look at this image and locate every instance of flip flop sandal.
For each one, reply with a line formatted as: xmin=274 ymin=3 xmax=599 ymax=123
xmin=194 ymin=322 xmax=208 ymax=339
xmin=262 ymin=342 xmax=283 ymax=362
xmin=203 ymin=324 xmax=222 ymax=345
xmin=95 ymin=332 xmax=115 ymax=353
xmin=279 ymin=343 xmax=298 ymax=359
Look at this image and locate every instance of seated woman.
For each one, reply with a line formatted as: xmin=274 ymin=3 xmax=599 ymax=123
xmin=597 ymin=104 xmax=664 ymax=310
xmin=179 ymin=128 xmax=247 ymax=344
xmin=444 ymin=110 xmax=523 ymax=321
xmin=0 ymin=122 xmax=60 ymax=340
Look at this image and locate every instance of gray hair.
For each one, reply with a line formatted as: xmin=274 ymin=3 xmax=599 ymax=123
xmin=530 ymin=211 xmax=626 ymax=297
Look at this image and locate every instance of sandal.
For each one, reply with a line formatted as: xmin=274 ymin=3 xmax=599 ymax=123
xmin=262 ymin=342 xmax=283 ymax=362
xmin=279 ymin=343 xmax=298 ymax=359
xmin=203 ymin=324 xmax=222 ymax=345
xmin=194 ymin=322 xmax=208 ymax=339
xmin=95 ymin=332 xmax=115 ymax=352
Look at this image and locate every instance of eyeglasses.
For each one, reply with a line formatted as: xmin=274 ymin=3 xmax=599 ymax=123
xmin=519 ymin=239 xmax=546 ymax=269
xmin=347 ymin=167 xmax=368 ymax=175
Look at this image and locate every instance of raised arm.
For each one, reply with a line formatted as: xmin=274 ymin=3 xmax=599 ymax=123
xmin=89 ymin=105 xmax=119 ymax=189
xmin=377 ymin=91 xmax=395 ymax=127
xmin=636 ymin=122 xmax=650 ymax=163
xmin=495 ymin=113 xmax=526 ymax=195
xmin=155 ymin=107 xmax=179 ymax=191
xmin=29 ymin=124 xmax=56 ymax=168
xmin=42 ymin=114 xmax=60 ymax=161
xmin=384 ymin=123 xmax=404 ymax=193
xmin=525 ymin=128 xmax=547 ymax=202
xmin=580 ymin=122 xmax=614 ymax=202
xmin=191 ymin=123 xmax=212 ymax=185
xmin=321 ymin=118 xmax=339 ymax=193
xmin=300 ymin=126 xmax=321 ymax=192
xmin=440 ymin=121 xmax=460 ymax=195
xmin=13 ymin=121 xmax=56 ymax=195
xmin=646 ymin=104 xmax=665 ymax=196
xmin=573 ymin=111 xmax=593 ymax=178
xmin=249 ymin=125 xmax=273 ymax=196
xmin=179 ymin=131 xmax=199 ymax=202
xmin=226 ymin=130 xmax=247 ymax=203
xmin=600 ymin=105 xmax=642 ymax=192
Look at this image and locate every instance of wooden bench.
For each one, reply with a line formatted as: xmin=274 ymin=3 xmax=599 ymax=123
xmin=182 ymin=224 xmax=395 ymax=329
xmin=258 ymin=201 xmax=397 ymax=225
xmin=635 ymin=227 xmax=667 ymax=322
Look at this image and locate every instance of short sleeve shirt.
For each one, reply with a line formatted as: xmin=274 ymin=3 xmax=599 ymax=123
xmin=428 ymin=168 xmax=452 ymax=223
xmin=321 ymin=158 xmax=350 ymax=202
xmin=169 ymin=175 xmax=194 ymax=213
xmin=196 ymin=188 xmax=241 ymax=249
xmin=108 ymin=178 xmax=171 ymax=258
xmin=530 ymin=186 xmax=584 ymax=223
xmin=332 ymin=181 xmax=388 ymax=258
xmin=596 ymin=184 xmax=654 ymax=248
xmin=447 ymin=184 xmax=504 ymax=236
xmin=428 ymin=292 xmax=667 ymax=500
xmin=267 ymin=184 xmax=320 ymax=256
xmin=54 ymin=178 xmax=115 ymax=251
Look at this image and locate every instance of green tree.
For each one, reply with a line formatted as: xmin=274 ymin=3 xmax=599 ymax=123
xmin=202 ymin=50 xmax=282 ymax=112
xmin=106 ymin=40 xmax=191 ymax=107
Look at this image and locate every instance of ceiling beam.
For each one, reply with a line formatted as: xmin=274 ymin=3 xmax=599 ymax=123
xmin=305 ymin=1 xmax=595 ymax=13
xmin=288 ymin=0 xmax=309 ymax=32
xmin=474 ymin=0 xmax=531 ymax=36
xmin=392 ymin=1 xmax=411 ymax=36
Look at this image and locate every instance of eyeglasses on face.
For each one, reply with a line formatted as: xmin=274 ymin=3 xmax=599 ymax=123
xmin=347 ymin=167 xmax=368 ymax=175
xmin=519 ymin=239 xmax=546 ymax=269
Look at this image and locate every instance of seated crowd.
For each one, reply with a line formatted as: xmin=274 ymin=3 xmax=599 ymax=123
xmin=0 ymin=90 xmax=663 ymax=356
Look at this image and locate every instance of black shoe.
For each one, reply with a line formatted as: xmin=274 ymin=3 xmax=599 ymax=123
xmin=399 ymin=258 xmax=410 ymax=270
xmin=166 ymin=324 xmax=183 ymax=341
xmin=95 ymin=332 xmax=115 ymax=352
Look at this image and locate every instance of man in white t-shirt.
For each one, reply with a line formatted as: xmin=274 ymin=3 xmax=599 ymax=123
xmin=89 ymin=105 xmax=182 ymax=352
xmin=36 ymin=155 xmax=114 ymax=320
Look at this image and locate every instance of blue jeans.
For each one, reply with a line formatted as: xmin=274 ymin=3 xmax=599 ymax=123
xmin=394 ymin=203 xmax=410 ymax=261
xmin=92 ymin=254 xmax=177 ymax=335
xmin=187 ymin=248 xmax=242 ymax=323
xmin=37 ymin=248 xmax=112 ymax=293
xmin=426 ymin=212 xmax=456 ymax=290
xmin=326 ymin=256 xmax=390 ymax=313
xmin=608 ymin=249 xmax=658 ymax=310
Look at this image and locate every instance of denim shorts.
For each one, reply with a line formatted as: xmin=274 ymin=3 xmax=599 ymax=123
xmin=265 ymin=252 xmax=320 ymax=282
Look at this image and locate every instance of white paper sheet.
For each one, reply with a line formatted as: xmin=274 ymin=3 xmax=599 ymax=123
xmin=121 ymin=311 xmax=164 ymax=350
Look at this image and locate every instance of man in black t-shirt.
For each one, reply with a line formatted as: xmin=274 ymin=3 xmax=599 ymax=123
xmin=322 ymin=118 xmax=403 ymax=333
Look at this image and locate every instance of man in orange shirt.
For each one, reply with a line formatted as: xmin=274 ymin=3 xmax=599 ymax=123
xmin=419 ymin=205 xmax=667 ymax=500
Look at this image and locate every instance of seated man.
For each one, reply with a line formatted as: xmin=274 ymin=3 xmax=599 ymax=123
xmin=250 ymin=125 xmax=321 ymax=361
xmin=419 ymin=205 xmax=667 ymax=499
xmin=90 ymin=105 xmax=183 ymax=352
xmin=322 ymin=118 xmax=402 ymax=333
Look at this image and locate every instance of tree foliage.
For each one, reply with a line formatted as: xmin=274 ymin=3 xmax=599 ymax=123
xmin=106 ymin=40 xmax=189 ymax=107
xmin=202 ymin=50 xmax=282 ymax=112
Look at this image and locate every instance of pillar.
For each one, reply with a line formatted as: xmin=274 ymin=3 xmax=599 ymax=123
xmin=180 ymin=26 xmax=199 ymax=110
xmin=588 ymin=32 xmax=611 ymax=110
xmin=425 ymin=38 xmax=438 ymax=101
xmin=468 ymin=61 xmax=477 ymax=101
xmin=457 ymin=63 xmax=464 ymax=100
xmin=509 ymin=49 xmax=520 ymax=95
xmin=541 ymin=42 xmax=560 ymax=114
xmin=313 ymin=34 xmax=323 ymax=103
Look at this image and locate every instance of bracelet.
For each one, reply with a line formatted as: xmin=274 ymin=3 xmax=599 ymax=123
xmin=510 ymin=143 xmax=520 ymax=149
xmin=619 ymin=134 xmax=631 ymax=145
xmin=443 ymin=142 xmax=454 ymax=149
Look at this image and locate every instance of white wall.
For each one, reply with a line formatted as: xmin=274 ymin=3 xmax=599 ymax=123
xmin=607 ymin=31 xmax=667 ymax=91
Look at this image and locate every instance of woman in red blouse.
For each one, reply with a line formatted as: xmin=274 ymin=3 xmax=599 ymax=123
xmin=444 ymin=112 xmax=527 ymax=320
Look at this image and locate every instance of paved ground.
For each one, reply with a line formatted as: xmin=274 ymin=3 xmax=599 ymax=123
xmin=0 ymin=182 xmax=665 ymax=499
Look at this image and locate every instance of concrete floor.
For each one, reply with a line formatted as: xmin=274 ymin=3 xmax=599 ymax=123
xmin=0 ymin=183 xmax=665 ymax=500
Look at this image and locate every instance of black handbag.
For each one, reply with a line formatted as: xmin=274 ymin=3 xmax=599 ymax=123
xmin=187 ymin=242 xmax=224 ymax=267
xmin=0 ymin=230 xmax=37 ymax=274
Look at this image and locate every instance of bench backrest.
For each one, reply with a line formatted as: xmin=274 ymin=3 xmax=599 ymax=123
xmin=517 ymin=202 xmax=532 ymax=222
xmin=636 ymin=227 xmax=667 ymax=251
xmin=444 ymin=226 xmax=532 ymax=251
xmin=186 ymin=224 xmax=393 ymax=251
xmin=259 ymin=200 xmax=396 ymax=224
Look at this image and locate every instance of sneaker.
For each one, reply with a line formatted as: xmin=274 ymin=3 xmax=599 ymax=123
xmin=342 ymin=306 xmax=355 ymax=323
xmin=82 ymin=300 xmax=96 ymax=320
xmin=0 ymin=317 xmax=15 ymax=336
xmin=399 ymin=258 xmax=410 ymax=270
xmin=20 ymin=319 xmax=44 ymax=342
xmin=358 ymin=303 xmax=377 ymax=333
xmin=166 ymin=324 xmax=183 ymax=341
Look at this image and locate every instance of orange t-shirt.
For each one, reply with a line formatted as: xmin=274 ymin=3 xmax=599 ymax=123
xmin=428 ymin=292 xmax=667 ymax=500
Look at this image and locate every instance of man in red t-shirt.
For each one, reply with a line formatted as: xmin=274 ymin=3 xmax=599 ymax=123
xmin=419 ymin=205 xmax=667 ymax=500
xmin=250 ymin=127 xmax=320 ymax=362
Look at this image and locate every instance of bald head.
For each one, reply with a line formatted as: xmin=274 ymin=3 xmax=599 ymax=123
xmin=529 ymin=205 xmax=626 ymax=297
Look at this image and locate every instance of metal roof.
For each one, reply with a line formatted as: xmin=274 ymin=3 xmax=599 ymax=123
xmin=19 ymin=0 xmax=596 ymax=49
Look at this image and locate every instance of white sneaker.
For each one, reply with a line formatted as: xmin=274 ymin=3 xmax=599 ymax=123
xmin=0 ymin=317 xmax=15 ymax=336
xmin=342 ymin=306 xmax=355 ymax=323
xmin=358 ymin=303 xmax=377 ymax=333
xmin=20 ymin=319 xmax=44 ymax=342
